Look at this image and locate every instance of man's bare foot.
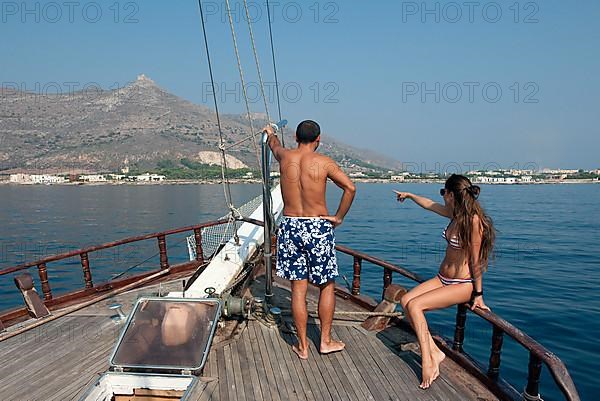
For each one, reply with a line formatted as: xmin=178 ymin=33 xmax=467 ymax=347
xmin=430 ymin=347 xmax=446 ymax=381
xmin=320 ymin=339 xmax=345 ymax=355
xmin=292 ymin=344 xmax=308 ymax=360
xmin=420 ymin=363 xmax=437 ymax=389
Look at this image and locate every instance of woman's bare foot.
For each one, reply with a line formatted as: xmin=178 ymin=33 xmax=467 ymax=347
xmin=320 ymin=339 xmax=345 ymax=355
xmin=430 ymin=347 xmax=446 ymax=381
xmin=292 ymin=344 xmax=308 ymax=360
xmin=420 ymin=363 xmax=437 ymax=389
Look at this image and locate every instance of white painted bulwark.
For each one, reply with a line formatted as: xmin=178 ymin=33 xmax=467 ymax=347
xmin=170 ymin=184 xmax=284 ymax=298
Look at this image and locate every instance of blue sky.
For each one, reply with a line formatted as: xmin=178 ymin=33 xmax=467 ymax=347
xmin=2 ymin=0 xmax=599 ymax=170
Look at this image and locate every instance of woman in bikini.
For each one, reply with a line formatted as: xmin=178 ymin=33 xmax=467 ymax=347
xmin=394 ymin=174 xmax=495 ymax=389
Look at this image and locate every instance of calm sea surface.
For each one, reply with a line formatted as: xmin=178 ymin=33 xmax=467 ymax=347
xmin=1 ymin=183 xmax=598 ymax=400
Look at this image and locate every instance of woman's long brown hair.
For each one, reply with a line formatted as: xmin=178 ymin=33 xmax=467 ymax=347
xmin=445 ymin=174 xmax=496 ymax=272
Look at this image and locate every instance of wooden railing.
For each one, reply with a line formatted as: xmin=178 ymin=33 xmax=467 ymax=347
xmin=0 ymin=219 xmax=229 ymax=321
xmin=335 ymin=244 xmax=580 ymax=401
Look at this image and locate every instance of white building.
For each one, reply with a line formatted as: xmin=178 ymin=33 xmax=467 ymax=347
xmin=9 ymin=174 xmax=66 ymax=184
xmin=136 ymin=173 xmax=166 ymax=182
xmin=80 ymin=174 xmax=107 ymax=182
xmin=518 ymin=176 xmax=533 ymax=183
xmin=9 ymin=174 xmax=31 ymax=184
xmin=390 ymin=175 xmax=405 ymax=182
xmin=475 ymin=176 xmax=517 ymax=184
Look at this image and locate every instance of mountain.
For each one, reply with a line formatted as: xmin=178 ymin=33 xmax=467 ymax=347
xmin=0 ymin=75 xmax=401 ymax=174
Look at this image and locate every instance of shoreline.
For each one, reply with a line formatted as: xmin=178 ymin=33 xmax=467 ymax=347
xmin=0 ymin=178 xmax=598 ymax=186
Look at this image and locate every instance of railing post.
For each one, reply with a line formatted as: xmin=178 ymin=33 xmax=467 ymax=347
xmin=523 ymin=353 xmax=543 ymax=401
xmin=352 ymin=256 xmax=362 ymax=295
xmin=194 ymin=228 xmax=205 ymax=264
xmin=158 ymin=235 xmax=169 ymax=270
xmin=453 ymin=304 xmax=468 ymax=352
xmin=80 ymin=252 xmax=93 ymax=289
xmin=488 ymin=326 xmax=504 ymax=379
xmin=37 ymin=262 xmax=52 ymax=301
xmin=382 ymin=268 xmax=392 ymax=300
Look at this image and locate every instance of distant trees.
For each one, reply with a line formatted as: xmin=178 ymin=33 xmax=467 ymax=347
xmin=154 ymin=158 xmax=258 ymax=180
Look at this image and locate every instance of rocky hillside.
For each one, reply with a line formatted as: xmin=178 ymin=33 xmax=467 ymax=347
xmin=0 ymin=75 xmax=401 ymax=174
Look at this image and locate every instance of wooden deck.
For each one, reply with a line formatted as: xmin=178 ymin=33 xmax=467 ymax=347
xmin=193 ymin=319 xmax=493 ymax=401
xmin=0 ymin=276 xmax=499 ymax=401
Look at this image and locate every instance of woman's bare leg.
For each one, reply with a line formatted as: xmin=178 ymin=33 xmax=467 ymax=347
xmin=401 ymin=277 xmax=446 ymax=366
xmin=405 ymin=283 xmax=472 ymax=389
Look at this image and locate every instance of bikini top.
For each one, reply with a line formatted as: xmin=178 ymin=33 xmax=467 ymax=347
xmin=442 ymin=220 xmax=462 ymax=249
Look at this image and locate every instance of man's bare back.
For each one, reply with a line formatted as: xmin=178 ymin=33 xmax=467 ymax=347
xmin=278 ymin=149 xmax=335 ymax=217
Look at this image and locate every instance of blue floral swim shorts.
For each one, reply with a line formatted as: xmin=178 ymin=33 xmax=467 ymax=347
xmin=276 ymin=217 xmax=339 ymax=285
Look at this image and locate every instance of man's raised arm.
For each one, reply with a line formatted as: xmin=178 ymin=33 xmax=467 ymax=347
xmin=265 ymin=124 xmax=285 ymax=162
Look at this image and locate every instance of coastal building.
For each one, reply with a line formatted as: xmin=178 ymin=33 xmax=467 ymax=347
xmin=475 ymin=176 xmax=517 ymax=184
xmin=136 ymin=173 xmax=166 ymax=182
xmin=108 ymin=174 xmax=127 ymax=180
xmin=518 ymin=176 xmax=533 ymax=183
xmin=80 ymin=174 xmax=108 ymax=183
xmin=542 ymin=168 xmax=579 ymax=175
xmin=390 ymin=175 xmax=405 ymax=181
xmin=9 ymin=174 xmax=66 ymax=184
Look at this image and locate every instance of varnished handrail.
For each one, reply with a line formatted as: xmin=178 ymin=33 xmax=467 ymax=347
xmin=335 ymin=244 xmax=580 ymax=401
xmin=0 ymin=219 xmax=229 ymax=277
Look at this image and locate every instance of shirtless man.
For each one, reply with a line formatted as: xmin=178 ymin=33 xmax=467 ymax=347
xmin=265 ymin=120 xmax=356 ymax=359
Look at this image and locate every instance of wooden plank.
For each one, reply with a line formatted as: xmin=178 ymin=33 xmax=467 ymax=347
xmin=0 ymin=321 xmax=115 ymax=399
xmin=359 ymin=328 xmax=432 ymax=401
xmin=198 ymin=381 xmax=219 ymax=401
xmin=370 ymin=330 xmax=469 ymax=401
xmin=254 ymin=323 xmax=292 ymax=401
xmin=306 ymin=324 xmax=351 ymax=401
xmin=216 ymin=347 xmax=230 ymax=401
xmin=223 ymin=344 xmax=238 ymax=401
xmin=336 ymin=325 xmax=397 ymax=401
xmin=207 ymin=351 xmax=221 ymax=401
xmin=244 ymin=322 xmax=272 ymax=401
xmin=239 ymin=323 xmax=265 ymax=401
xmin=278 ymin=325 xmax=328 ymax=401
xmin=304 ymin=324 xmax=342 ymax=401
xmin=330 ymin=326 xmax=375 ymax=401
xmin=230 ymin=338 xmax=249 ymax=401
xmin=347 ymin=326 xmax=422 ymax=401
xmin=275 ymin=327 xmax=317 ymax=401
xmin=264 ymin=324 xmax=302 ymax=401
xmin=248 ymin=322 xmax=282 ymax=401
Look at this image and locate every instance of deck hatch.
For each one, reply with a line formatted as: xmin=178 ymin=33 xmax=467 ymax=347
xmin=109 ymin=297 xmax=222 ymax=373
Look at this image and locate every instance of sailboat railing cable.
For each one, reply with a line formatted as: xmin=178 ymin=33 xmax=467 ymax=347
xmin=243 ymin=0 xmax=271 ymax=122
xmin=224 ymin=0 xmax=262 ymax=172
xmin=196 ymin=0 xmax=236 ymax=215
xmin=265 ymin=0 xmax=285 ymax=147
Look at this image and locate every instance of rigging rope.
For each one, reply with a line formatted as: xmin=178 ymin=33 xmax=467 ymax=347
xmin=224 ymin=0 xmax=262 ymax=173
xmin=197 ymin=0 xmax=236 ymax=218
xmin=243 ymin=0 xmax=271 ymax=123
xmin=265 ymin=0 xmax=285 ymax=147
